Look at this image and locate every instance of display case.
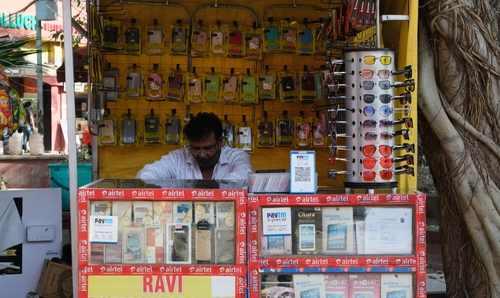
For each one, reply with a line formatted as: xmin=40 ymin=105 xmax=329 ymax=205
xmin=248 ymin=193 xmax=426 ymax=298
xmin=77 ymin=179 xmax=247 ymax=298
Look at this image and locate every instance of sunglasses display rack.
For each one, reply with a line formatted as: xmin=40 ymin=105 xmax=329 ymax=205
xmin=327 ymin=48 xmax=415 ymax=192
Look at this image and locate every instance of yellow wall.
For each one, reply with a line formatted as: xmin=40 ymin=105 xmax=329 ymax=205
xmin=96 ymin=0 xmax=418 ymax=193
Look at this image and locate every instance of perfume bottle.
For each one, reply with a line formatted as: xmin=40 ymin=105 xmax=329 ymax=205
xmin=99 ymin=108 xmax=116 ymax=146
xmin=259 ymin=65 xmax=276 ymax=100
xmin=145 ymin=18 xmax=165 ymax=55
xmin=279 ymin=65 xmax=298 ymax=102
xmin=312 ymin=111 xmax=327 ymax=147
xmin=165 ymin=109 xmax=181 ymax=145
xmin=166 ymin=64 xmax=185 ymax=102
xmin=187 ymin=67 xmax=203 ymax=104
xmin=297 ymin=18 xmax=314 ymax=55
xmin=314 ymin=67 xmax=324 ymax=101
xmin=237 ymin=115 xmax=252 ymax=152
xmin=204 ymin=67 xmax=221 ymax=103
xmin=181 ymin=112 xmax=194 ymax=145
xmin=144 ymin=109 xmax=161 ymax=144
xmin=171 ymin=19 xmax=187 ymax=55
xmin=257 ymin=111 xmax=274 ymax=148
xmin=146 ymin=64 xmax=163 ymax=101
xmin=300 ymin=65 xmax=316 ymax=102
xmin=222 ymin=68 xmax=239 ymax=104
xmin=121 ymin=109 xmax=136 ymax=145
xmin=102 ymin=17 xmax=121 ymax=50
xmin=126 ymin=64 xmax=142 ymax=98
xmin=245 ymin=22 xmax=262 ymax=60
xmin=276 ymin=110 xmax=293 ymax=146
xmin=280 ymin=17 xmax=298 ymax=53
xmin=191 ymin=20 xmax=209 ymax=57
xmin=102 ymin=63 xmax=119 ymax=101
xmin=240 ymin=68 xmax=258 ymax=105
xmin=263 ymin=17 xmax=280 ymax=53
xmin=294 ymin=111 xmax=312 ymax=148
xmin=210 ymin=20 xmax=226 ymax=56
xmin=222 ymin=115 xmax=235 ymax=147
xmin=124 ymin=18 xmax=141 ymax=54
xmin=227 ymin=21 xmax=244 ymax=58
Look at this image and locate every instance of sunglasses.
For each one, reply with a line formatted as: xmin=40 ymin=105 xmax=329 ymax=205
xmin=395 ymin=165 xmax=415 ymax=176
xmin=364 ymin=132 xmax=378 ymax=141
xmin=363 ymin=94 xmax=375 ymax=103
xmin=362 ymin=119 xmax=377 ymax=129
xmin=380 ymin=157 xmax=393 ymax=169
xmin=360 ymin=69 xmax=375 ymax=79
xmin=362 ymin=157 xmax=377 ymax=169
xmin=393 ymin=79 xmax=416 ymax=92
xmin=392 ymin=65 xmax=412 ymax=79
xmin=380 ymin=105 xmax=393 ymax=117
xmin=377 ymin=69 xmax=391 ymax=79
xmin=381 ymin=129 xmax=410 ymax=140
xmin=362 ymin=80 xmax=375 ymax=90
xmin=362 ymin=55 xmax=392 ymax=65
xmin=393 ymin=92 xmax=412 ymax=104
xmin=362 ymin=170 xmax=394 ymax=181
xmin=362 ymin=144 xmax=393 ymax=158
xmin=363 ymin=106 xmax=376 ymax=117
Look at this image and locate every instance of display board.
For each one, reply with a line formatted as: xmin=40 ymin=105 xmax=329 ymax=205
xmin=248 ymin=193 xmax=426 ymax=297
xmin=77 ymin=183 xmax=247 ymax=298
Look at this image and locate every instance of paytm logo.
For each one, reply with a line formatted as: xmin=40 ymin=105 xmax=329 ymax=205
xmin=94 ymin=217 xmax=112 ymax=224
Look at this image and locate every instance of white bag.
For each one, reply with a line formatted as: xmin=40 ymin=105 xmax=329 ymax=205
xmin=8 ymin=131 xmax=23 ymax=155
xmin=30 ymin=130 xmax=44 ymax=155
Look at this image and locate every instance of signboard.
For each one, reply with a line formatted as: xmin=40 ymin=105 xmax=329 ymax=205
xmin=88 ymin=275 xmax=236 ymax=298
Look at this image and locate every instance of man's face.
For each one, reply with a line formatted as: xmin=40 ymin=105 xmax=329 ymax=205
xmin=188 ymin=133 xmax=222 ymax=169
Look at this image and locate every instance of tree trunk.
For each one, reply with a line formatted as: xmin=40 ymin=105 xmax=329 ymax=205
xmin=419 ymin=0 xmax=500 ymax=297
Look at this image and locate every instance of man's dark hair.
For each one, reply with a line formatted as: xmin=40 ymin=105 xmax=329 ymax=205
xmin=183 ymin=112 xmax=223 ymax=142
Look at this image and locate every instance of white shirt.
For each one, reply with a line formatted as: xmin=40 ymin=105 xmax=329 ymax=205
xmin=137 ymin=146 xmax=253 ymax=181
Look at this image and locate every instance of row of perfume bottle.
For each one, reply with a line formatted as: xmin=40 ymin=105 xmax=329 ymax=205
xmin=98 ymin=109 xmax=329 ymax=151
xmin=100 ymin=16 xmax=330 ymax=57
xmin=102 ymin=63 xmax=325 ymax=104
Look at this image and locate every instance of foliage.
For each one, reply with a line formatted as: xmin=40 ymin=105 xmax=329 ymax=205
xmin=0 ymin=38 xmax=39 ymax=68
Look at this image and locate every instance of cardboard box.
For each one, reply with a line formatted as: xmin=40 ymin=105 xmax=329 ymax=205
xmin=37 ymin=260 xmax=72 ymax=298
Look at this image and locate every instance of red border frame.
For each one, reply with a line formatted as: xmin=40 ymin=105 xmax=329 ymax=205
xmin=77 ymin=187 xmax=247 ymax=298
xmin=248 ymin=193 xmax=426 ymax=298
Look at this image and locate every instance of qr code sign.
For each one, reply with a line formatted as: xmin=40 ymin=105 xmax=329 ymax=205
xmin=295 ymin=167 xmax=311 ymax=182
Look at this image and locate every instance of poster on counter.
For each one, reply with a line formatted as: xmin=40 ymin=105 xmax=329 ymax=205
xmin=381 ymin=274 xmax=413 ymax=298
xmin=322 ymin=207 xmax=355 ymax=255
xmin=290 ymin=151 xmax=317 ymax=193
xmin=364 ymin=207 xmax=413 ymax=254
xmin=262 ymin=208 xmax=292 ymax=236
xmin=89 ymin=216 xmax=118 ymax=244
xmin=293 ymin=274 xmax=325 ymax=298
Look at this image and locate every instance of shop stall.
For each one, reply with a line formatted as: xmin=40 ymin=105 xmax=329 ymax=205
xmin=70 ymin=0 xmax=422 ymax=297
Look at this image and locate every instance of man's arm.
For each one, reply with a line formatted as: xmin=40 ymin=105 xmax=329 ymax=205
xmin=225 ymin=150 xmax=253 ymax=181
xmin=136 ymin=154 xmax=176 ymax=181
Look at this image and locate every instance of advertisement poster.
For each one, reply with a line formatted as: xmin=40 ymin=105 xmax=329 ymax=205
xmin=262 ymin=208 xmax=292 ymax=235
xmin=89 ymin=216 xmax=118 ymax=244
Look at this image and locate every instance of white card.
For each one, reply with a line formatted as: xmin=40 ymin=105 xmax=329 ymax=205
xmin=262 ymin=207 xmax=292 ymax=236
xmin=364 ymin=207 xmax=413 ymax=254
xmin=89 ymin=216 xmax=118 ymax=243
xmin=290 ymin=151 xmax=317 ymax=193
